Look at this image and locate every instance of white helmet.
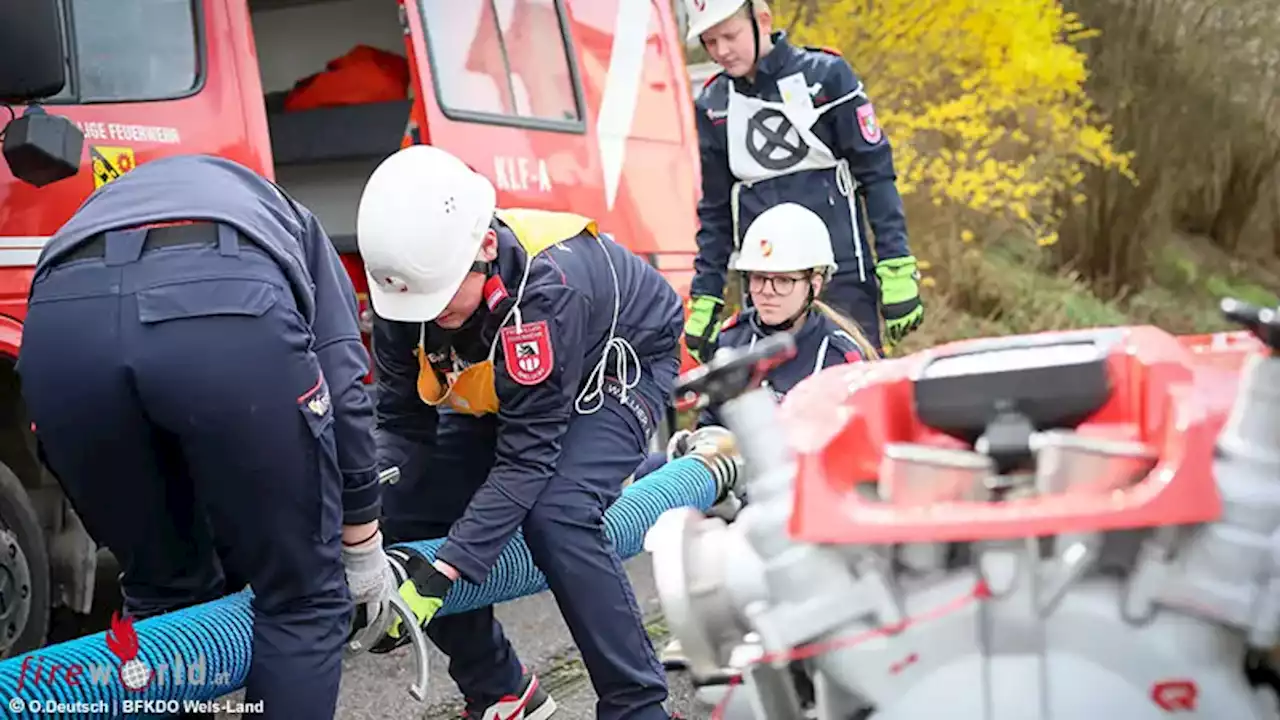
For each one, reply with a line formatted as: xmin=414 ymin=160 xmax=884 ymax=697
xmin=356 ymin=145 xmax=497 ymax=322
xmin=683 ymin=0 xmax=750 ymax=43
xmin=734 ymin=203 xmax=837 ymax=275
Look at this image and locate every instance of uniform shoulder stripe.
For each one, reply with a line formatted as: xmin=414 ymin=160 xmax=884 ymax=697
xmin=807 ymin=45 xmax=844 ymax=58
xmin=829 ymin=329 xmax=868 ymax=361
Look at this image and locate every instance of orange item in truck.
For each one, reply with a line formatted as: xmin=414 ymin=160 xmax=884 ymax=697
xmin=283 ymin=44 xmax=410 ymax=112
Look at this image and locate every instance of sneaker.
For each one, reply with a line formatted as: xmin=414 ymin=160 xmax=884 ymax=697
xmin=462 ymin=672 xmax=557 ymax=720
xmin=660 ymin=638 xmax=690 ymax=671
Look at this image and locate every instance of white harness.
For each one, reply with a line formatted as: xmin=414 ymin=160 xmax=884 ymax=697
xmin=724 ymin=74 xmax=869 ymax=282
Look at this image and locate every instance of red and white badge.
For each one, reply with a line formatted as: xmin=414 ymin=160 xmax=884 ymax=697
xmin=501 ymin=320 xmax=554 ymax=385
xmin=856 ymin=103 xmax=882 ymax=144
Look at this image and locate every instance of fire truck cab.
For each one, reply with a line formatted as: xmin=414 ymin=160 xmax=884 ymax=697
xmin=0 ymin=0 xmax=702 ymax=657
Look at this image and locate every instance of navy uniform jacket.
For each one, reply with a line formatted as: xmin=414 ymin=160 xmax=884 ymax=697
xmin=691 ymin=32 xmax=911 ymax=301
xmin=373 ymin=220 xmax=684 ymax=583
xmin=33 ymin=154 xmax=382 ymax=526
xmin=699 ymin=307 xmax=867 ymax=427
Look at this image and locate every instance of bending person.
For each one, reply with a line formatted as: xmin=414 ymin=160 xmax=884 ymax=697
xmin=17 ymin=155 xmax=394 ymax=720
xmin=357 ymin=145 xmax=684 ymax=720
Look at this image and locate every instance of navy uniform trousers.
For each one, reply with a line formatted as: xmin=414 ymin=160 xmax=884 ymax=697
xmin=381 ymin=358 xmax=680 ymax=720
xmin=18 ymin=225 xmax=351 ymax=720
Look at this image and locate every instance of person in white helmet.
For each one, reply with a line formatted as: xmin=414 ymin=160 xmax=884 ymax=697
xmin=356 ymin=145 xmax=684 ymax=720
xmin=635 ymin=201 xmax=877 ymax=486
xmin=636 ymin=200 xmax=875 ymax=479
xmin=680 ymin=0 xmax=923 ymax=362
xmin=638 ymin=202 xmax=875 ymax=707
xmin=710 ymin=201 xmax=878 ymax=398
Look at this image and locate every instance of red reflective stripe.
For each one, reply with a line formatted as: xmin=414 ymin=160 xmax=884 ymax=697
xmin=127 ymin=220 xmax=201 ymax=231
xmin=297 ymin=375 xmax=324 ymax=403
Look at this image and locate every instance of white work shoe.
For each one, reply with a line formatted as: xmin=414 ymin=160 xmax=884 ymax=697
xmin=660 ymin=639 xmax=690 ymax=671
xmin=462 ymin=671 xmax=557 ymax=720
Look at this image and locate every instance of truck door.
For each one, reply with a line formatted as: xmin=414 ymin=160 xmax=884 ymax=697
xmin=397 ymin=0 xmax=698 ymax=268
xmin=399 ymin=0 xmax=591 ymax=210
xmin=398 ymin=0 xmax=701 ymax=378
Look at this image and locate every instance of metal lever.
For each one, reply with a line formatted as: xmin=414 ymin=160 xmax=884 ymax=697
xmin=676 ymin=332 xmax=797 ymax=408
xmin=345 ymin=600 xmax=395 ymax=656
xmin=1221 ymin=297 xmax=1280 ymax=351
xmin=386 ymin=591 xmax=431 ymax=701
xmin=344 ymin=593 xmax=431 ymax=702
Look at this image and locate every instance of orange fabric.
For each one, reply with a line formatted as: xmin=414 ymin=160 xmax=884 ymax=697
xmin=284 ymin=45 xmax=410 ymax=112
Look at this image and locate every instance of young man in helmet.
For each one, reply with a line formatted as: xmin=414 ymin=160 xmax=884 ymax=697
xmin=681 ymin=0 xmax=924 ymax=360
xmin=16 ymin=155 xmax=396 ymax=719
xmin=357 ymin=145 xmax=683 ymax=720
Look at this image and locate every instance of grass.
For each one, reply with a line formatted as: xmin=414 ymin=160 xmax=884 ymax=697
xmin=901 ymin=228 xmax=1279 ymax=357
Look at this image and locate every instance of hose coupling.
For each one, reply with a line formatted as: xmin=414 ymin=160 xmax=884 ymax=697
xmin=669 ymin=426 xmax=744 ymax=502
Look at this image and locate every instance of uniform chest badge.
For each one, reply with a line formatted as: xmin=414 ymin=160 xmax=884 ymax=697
xmin=500 ymin=320 xmax=555 ymax=386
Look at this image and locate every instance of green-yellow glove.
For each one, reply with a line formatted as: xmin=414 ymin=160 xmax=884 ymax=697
xmin=683 ymin=295 xmax=724 ymax=363
xmin=876 ymin=256 xmax=924 ymax=347
xmin=369 ymin=549 xmax=452 ymax=654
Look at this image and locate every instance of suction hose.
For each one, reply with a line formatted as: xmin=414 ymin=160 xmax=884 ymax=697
xmin=0 ymin=457 xmax=723 ymax=716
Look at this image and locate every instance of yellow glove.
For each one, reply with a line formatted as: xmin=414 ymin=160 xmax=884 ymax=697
xmin=369 ymin=549 xmax=452 ymax=653
xmin=683 ymin=295 xmax=724 ymax=362
xmin=876 ymin=256 xmax=924 ymax=348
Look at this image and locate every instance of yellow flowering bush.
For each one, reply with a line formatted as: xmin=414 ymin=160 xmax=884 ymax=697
xmin=775 ymin=0 xmax=1133 ymax=246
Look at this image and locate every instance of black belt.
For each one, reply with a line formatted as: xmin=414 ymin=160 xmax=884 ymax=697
xmin=57 ymin=222 xmax=247 ymax=265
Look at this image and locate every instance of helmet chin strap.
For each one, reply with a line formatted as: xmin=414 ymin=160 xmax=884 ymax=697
xmin=459 ymin=260 xmax=495 ymax=320
xmin=747 ymin=2 xmax=761 ymax=66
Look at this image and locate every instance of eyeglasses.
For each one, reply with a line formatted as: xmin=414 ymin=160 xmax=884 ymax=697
xmin=747 ymin=273 xmax=809 ymax=295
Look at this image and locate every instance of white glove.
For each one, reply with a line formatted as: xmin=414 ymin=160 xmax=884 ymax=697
xmin=666 ymin=429 xmax=694 ymax=460
xmin=341 ymin=530 xmax=397 ymax=608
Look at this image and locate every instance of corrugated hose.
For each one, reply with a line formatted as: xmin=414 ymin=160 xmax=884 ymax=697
xmin=0 ymin=456 xmax=723 ymax=717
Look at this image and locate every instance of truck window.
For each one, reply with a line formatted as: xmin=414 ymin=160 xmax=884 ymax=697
xmin=421 ymin=0 xmax=582 ymax=129
xmin=65 ymin=0 xmax=201 ymax=102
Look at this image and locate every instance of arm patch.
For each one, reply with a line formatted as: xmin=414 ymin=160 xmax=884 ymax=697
xmin=500 ymin=320 xmax=555 ymax=386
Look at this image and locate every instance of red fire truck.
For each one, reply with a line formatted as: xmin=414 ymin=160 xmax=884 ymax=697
xmin=0 ymin=0 xmax=703 ymax=657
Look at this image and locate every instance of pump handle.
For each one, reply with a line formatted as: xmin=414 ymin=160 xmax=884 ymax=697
xmin=675 ymin=332 xmax=796 ymax=407
xmin=1221 ymin=298 xmax=1280 ymax=352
